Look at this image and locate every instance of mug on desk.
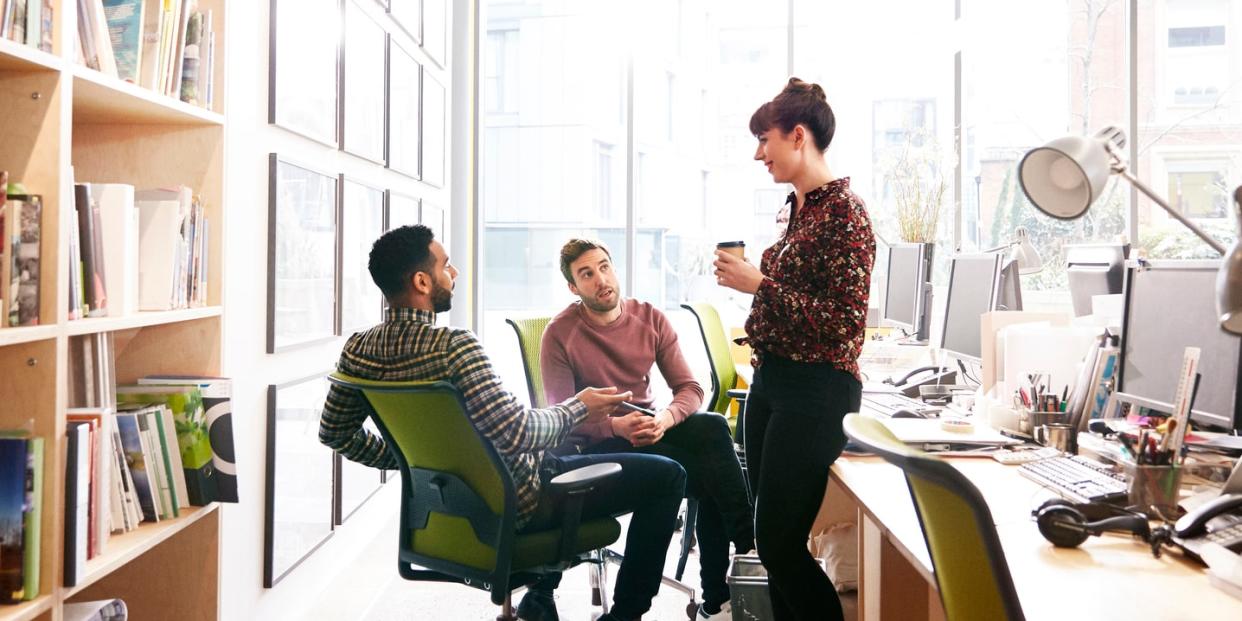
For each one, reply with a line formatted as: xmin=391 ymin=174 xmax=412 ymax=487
xmin=1034 ymin=421 xmax=1076 ymax=454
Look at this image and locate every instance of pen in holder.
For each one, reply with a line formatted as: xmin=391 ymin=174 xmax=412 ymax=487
xmin=1125 ymin=463 xmax=1183 ymax=517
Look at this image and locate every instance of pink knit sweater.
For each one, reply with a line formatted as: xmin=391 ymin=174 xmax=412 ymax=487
xmin=541 ymin=298 xmax=704 ymax=444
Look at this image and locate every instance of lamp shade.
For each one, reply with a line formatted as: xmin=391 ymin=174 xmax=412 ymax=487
xmin=1219 ymin=187 xmax=1242 ymax=335
xmin=1010 ymin=227 xmax=1043 ymax=275
xmin=1018 ymin=134 xmax=1114 ymax=220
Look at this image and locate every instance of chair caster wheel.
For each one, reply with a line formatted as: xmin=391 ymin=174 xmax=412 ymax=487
xmin=685 ymin=600 xmax=699 ymax=619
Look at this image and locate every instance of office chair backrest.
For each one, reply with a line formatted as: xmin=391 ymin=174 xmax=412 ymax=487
xmin=329 ymin=374 xmax=515 ymax=573
xmin=506 ymin=317 xmax=552 ymax=408
xmin=842 ymin=414 xmax=1025 ymax=621
xmin=680 ymin=302 xmax=739 ymax=415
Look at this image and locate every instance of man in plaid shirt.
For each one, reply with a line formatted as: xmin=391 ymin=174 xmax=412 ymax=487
xmin=320 ymin=225 xmax=685 ymax=621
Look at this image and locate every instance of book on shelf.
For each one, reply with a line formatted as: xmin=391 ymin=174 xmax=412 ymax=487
xmin=1 ymin=192 xmax=42 ymax=327
xmin=21 ymin=436 xmax=41 ymax=601
xmin=117 ymin=385 xmax=217 ymax=505
xmin=67 ymin=409 xmax=115 ymax=558
xmin=139 ymin=376 xmax=237 ymax=502
xmin=0 ymin=433 xmax=43 ymax=602
xmin=102 ymin=0 xmax=146 ymax=83
xmin=134 ymin=186 xmax=207 ymax=311
xmin=65 ymin=422 xmax=90 ymax=587
xmin=76 ymin=0 xmax=215 ymax=108
xmin=107 ymin=416 xmax=140 ymax=533
xmin=74 ymin=184 xmax=109 ymax=318
xmin=137 ymin=0 xmax=161 ymax=89
xmin=3 ymin=0 xmax=27 ymax=45
xmin=0 ymin=435 xmax=26 ymax=603
xmin=1 ymin=0 xmax=52 ymax=52
xmin=135 ymin=408 xmax=171 ymax=520
xmin=91 ymin=183 xmax=139 ymax=317
xmin=68 ymin=332 xmax=118 ymax=412
xmin=68 ymin=186 xmax=84 ymax=321
xmin=166 ymin=0 xmax=193 ymax=98
xmin=111 ymin=408 xmax=159 ymax=523
xmin=78 ymin=0 xmax=119 ymax=77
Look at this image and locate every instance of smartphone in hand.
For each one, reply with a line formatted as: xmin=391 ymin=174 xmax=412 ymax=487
xmin=619 ymin=402 xmax=656 ymax=417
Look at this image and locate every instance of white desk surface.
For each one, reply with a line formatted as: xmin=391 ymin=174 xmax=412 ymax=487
xmin=832 ymin=455 xmax=1242 ymax=619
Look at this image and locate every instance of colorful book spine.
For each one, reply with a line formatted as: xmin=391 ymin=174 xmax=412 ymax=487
xmin=0 ymin=438 xmax=28 ymax=602
xmin=101 ymin=0 xmax=145 ymax=83
xmin=118 ymin=386 xmax=217 ymax=505
xmin=21 ymin=437 xmax=42 ymax=600
xmin=5 ymin=194 xmax=41 ymax=326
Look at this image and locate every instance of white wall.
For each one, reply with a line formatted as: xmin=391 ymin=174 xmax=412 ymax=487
xmin=218 ymin=1 xmax=461 ymax=618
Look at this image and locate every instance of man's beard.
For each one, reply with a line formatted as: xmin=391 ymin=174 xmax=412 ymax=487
xmin=431 ymin=281 xmax=453 ymax=313
xmin=582 ymin=289 xmax=618 ymax=313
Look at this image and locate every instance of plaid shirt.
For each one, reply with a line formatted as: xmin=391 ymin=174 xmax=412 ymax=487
xmin=745 ymin=177 xmax=875 ymax=380
xmin=320 ymin=307 xmax=589 ymax=526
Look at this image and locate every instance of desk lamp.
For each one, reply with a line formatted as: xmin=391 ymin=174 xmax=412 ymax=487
xmin=1018 ymin=126 xmax=1242 ymax=334
xmin=985 ymin=226 xmax=1043 ymax=275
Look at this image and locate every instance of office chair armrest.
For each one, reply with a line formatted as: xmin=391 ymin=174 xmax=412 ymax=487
xmin=549 ymin=462 xmax=622 ymax=495
xmin=548 ymin=462 xmax=621 ymax=564
xmin=726 ymin=389 xmax=749 ymax=400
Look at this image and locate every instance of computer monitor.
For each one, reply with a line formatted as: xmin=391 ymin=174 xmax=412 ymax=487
xmin=1065 ymin=243 xmax=1130 ymax=317
xmin=1118 ymin=260 xmax=1242 ymax=432
xmin=939 ymin=253 xmax=1005 ymax=362
xmin=996 ymin=259 xmax=1024 ymax=312
xmin=883 ymin=243 xmax=932 ymax=342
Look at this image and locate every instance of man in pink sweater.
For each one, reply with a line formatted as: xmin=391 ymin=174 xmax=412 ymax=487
xmin=538 ymin=239 xmax=754 ymax=621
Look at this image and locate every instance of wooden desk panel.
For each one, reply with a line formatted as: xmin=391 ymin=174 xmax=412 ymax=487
xmin=831 ymin=455 xmax=1242 ymax=620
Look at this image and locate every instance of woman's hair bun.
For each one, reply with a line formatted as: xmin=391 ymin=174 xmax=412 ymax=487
xmin=785 ymin=77 xmax=826 ymax=102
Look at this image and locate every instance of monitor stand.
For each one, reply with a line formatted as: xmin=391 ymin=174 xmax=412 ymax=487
xmin=896 ymin=284 xmax=933 ymax=346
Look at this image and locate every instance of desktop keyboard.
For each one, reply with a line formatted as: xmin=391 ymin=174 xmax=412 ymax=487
xmin=861 ymin=392 xmax=935 ymax=418
xmin=1017 ymin=455 xmax=1128 ymax=504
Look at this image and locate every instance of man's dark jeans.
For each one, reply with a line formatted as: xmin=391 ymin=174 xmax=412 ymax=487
xmin=523 ymin=451 xmax=685 ymax=620
xmin=582 ymin=412 xmax=754 ymax=610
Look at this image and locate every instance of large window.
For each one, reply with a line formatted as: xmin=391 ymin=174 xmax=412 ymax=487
xmin=477 ymin=0 xmax=1242 ymax=390
xmin=1136 ymin=0 xmax=1241 ymax=259
xmin=963 ymin=0 xmax=1129 ymax=309
xmin=481 ymin=0 xmax=790 ymax=398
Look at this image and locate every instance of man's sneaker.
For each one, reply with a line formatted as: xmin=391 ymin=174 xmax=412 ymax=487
xmin=516 ymin=589 xmax=558 ymax=621
xmin=697 ymin=601 xmax=731 ymax=620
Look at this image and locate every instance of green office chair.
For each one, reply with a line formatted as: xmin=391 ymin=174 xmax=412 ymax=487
xmin=326 ymin=374 xmax=624 ymax=620
xmin=679 ymin=302 xmax=748 ymax=443
xmin=505 ymin=317 xmax=552 ymax=408
xmin=677 ymin=302 xmax=757 ymax=582
xmin=504 ymin=316 xmax=700 ymax=615
xmin=842 ymin=414 xmax=1025 ymax=621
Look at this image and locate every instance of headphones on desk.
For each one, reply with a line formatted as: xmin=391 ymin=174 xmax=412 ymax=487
xmin=1032 ymin=498 xmax=1152 ymax=548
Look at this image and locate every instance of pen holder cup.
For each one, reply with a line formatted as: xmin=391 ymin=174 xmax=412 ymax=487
xmin=1125 ymin=464 xmax=1183 ymax=517
xmin=1028 ymin=410 xmax=1068 ymax=429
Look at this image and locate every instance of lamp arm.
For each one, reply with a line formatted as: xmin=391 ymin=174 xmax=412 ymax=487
xmin=1114 ymin=167 xmax=1227 ymax=255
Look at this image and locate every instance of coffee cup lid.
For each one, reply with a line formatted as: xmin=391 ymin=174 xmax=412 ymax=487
xmin=717 ymin=240 xmax=745 ymax=248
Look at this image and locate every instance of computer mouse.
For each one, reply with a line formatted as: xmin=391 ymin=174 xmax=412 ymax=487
xmin=891 ymin=409 xmax=923 ymax=419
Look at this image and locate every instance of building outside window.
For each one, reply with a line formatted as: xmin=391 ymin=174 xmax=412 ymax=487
xmin=1137 ymin=0 xmax=1241 ymax=259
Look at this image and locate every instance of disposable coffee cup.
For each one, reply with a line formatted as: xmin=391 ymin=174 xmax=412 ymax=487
xmin=717 ymin=241 xmax=745 ymax=259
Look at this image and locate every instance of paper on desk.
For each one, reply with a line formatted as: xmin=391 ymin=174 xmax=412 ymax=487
xmin=880 ymin=418 xmax=1017 ymax=446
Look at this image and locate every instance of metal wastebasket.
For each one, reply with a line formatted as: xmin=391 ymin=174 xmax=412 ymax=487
xmin=727 ymin=554 xmax=828 ymax=620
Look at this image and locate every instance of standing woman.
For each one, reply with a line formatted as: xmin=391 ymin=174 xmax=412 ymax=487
xmin=713 ymin=78 xmax=874 ymax=621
